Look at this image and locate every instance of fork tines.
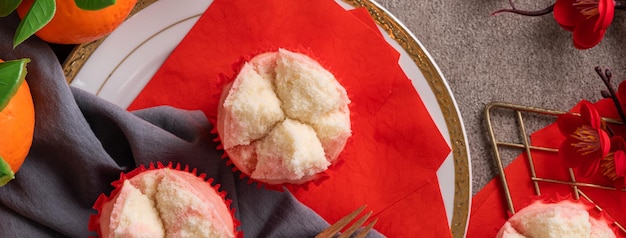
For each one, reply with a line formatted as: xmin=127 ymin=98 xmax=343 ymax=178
xmin=315 ymin=205 xmax=378 ymax=238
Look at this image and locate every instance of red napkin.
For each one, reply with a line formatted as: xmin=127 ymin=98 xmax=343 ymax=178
xmin=468 ymin=100 xmax=626 ymax=237
xmin=128 ymin=0 xmax=452 ymax=236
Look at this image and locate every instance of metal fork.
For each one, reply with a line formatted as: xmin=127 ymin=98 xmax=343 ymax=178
xmin=315 ymin=205 xmax=378 ymax=238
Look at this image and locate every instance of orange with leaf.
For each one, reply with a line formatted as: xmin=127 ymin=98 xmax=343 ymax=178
xmin=1 ymin=0 xmax=137 ymax=46
xmin=0 ymin=58 xmax=34 ymax=186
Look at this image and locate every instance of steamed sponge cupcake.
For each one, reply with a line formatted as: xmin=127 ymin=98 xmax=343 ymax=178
xmin=90 ymin=163 xmax=237 ymax=238
xmin=217 ymin=48 xmax=351 ymax=185
xmin=497 ymin=195 xmax=618 ymax=238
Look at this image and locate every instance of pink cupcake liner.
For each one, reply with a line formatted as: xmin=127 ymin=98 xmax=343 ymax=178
xmin=89 ymin=162 xmax=241 ymax=237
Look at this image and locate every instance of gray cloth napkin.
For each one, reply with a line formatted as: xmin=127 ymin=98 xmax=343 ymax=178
xmin=0 ymin=14 xmax=383 ymax=238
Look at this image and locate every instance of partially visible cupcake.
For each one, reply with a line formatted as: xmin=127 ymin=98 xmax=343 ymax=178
xmin=497 ymin=195 xmax=619 ymax=238
xmin=90 ymin=163 xmax=238 ymax=238
xmin=216 ymin=48 xmax=351 ymax=185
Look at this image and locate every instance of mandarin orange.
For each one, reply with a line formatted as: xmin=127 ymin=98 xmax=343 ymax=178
xmin=16 ymin=0 xmax=137 ymax=44
xmin=0 ymin=59 xmax=35 ymax=186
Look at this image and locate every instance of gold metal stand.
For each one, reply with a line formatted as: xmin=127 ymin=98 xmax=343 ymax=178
xmin=485 ymin=101 xmax=625 ymax=232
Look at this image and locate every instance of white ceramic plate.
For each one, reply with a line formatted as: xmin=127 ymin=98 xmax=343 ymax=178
xmin=65 ymin=0 xmax=471 ymax=236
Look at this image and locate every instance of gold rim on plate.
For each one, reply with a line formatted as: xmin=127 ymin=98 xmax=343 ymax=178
xmin=343 ymin=1 xmax=470 ymax=237
xmin=62 ymin=0 xmax=470 ymax=237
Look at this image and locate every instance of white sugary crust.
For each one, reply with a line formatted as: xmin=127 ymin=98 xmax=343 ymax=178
xmin=217 ymin=49 xmax=351 ymax=184
xmin=101 ymin=169 xmax=235 ymax=238
xmin=496 ymin=199 xmax=616 ymax=238
xmin=101 ymin=180 xmax=164 ymax=238
xmin=220 ymin=52 xmax=284 ymax=149
xmin=106 ymin=180 xmax=165 ymax=238
xmin=251 ymin=119 xmax=329 ymax=181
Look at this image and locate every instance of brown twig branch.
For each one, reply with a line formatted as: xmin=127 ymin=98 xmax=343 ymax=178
xmin=492 ymin=4 xmax=554 ymax=16
xmin=596 ymin=67 xmax=626 ymax=125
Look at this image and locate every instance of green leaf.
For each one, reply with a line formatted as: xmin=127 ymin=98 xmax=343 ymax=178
xmin=13 ymin=0 xmax=55 ymax=47
xmin=0 ymin=59 xmax=30 ymax=111
xmin=0 ymin=0 xmax=22 ymax=17
xmin=75 ymin=0 xmax=115 ymax=10
xmin=0 ymin=155 xmax=15 ymax=187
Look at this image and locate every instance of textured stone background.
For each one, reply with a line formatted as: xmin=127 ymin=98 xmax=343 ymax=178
xmin=377 ymin=0 xmax=626 ymax=195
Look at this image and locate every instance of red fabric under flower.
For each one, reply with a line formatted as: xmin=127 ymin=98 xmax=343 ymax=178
xmin=557 ymin=100 xmax=611 ymax=176
xmin=468 ymin=100 xmax=626 ymax=237
xmin=553 ymin=0 xmax=614 ymax=49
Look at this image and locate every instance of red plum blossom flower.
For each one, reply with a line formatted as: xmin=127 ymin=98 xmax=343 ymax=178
xmin=553 ymin=0 xmax=615 ymax=49
xmin=557 ymin=100 xmax=611 ymax=176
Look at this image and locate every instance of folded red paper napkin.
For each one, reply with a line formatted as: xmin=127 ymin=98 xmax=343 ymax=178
xmin=468 ymin=100 xmax=626 ymax=237
xmin=127 ymin=0 xmax=452 ymax=236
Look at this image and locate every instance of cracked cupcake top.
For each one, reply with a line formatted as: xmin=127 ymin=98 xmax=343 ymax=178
xmin=217 ymin=48 xmax=351 ymax=184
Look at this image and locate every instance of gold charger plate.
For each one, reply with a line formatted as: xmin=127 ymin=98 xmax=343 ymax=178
xmin=62 ymin=0 xmax=471 ymax=236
